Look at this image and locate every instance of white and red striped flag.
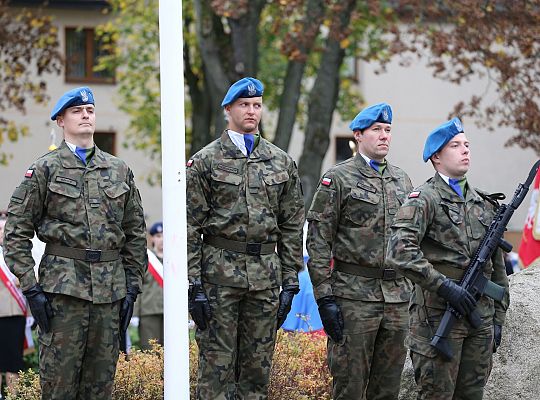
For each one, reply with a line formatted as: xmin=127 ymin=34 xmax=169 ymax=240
xmin=147 ymin=249 xmax=163 ymax=288
xmin=518 ymin=168 xmax=540 ymax=268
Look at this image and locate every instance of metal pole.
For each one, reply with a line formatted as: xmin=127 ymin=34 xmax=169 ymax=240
xmin=159 ymin=0 xmax=189 ymax=398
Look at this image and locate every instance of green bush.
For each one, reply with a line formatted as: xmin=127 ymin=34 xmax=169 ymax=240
xmin=8 ymin=333 xmax=331 ymax=399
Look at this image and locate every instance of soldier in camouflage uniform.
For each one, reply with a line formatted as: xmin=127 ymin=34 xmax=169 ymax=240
xmin=307 ymin=103 xmax=413 ymax=400
xmin=186 ymin=77 xmax=305 ymax=399
xmin=134 ymin=221 xmax=164 ymax=350
xmin=386 ymin=117 xmax=509 ymax=400
xmin=3 ymin=87 xmax=147 ymax=400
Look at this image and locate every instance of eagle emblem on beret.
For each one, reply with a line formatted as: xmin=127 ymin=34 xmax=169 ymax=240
xmin=247 ymin=83 xmax=256 ymax=96
xmin=382 ymin=108 xmax=389 ymax=122
xmin=80 ymin=90 xmax=89 ymax=102
xmin=453 ymin=118 xmax=462 ymax=131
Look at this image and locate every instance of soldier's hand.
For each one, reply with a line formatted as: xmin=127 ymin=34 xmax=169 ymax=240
xmin=493 ymin=324 xmax=502 ymax=352
xmin=317 ymin=296 xmax=344 ymax=342
xmin=23 ymin=284 xmax=53 ymax=333
xmin=276 ymin=285 xmax=300 ymax=329
xmin=120 ymin=287 xmax=138 ymax=333
xmin=437 ymin=279 xmax=477 ymax=316
xmin=188 ymin=280 xmax=212 ymax=331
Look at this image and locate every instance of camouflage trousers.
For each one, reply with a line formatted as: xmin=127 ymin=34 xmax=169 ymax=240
xmin=38 ymin=294 xmax=121 ymax=400
xmin=195 ymin=283 xmax=280 ymax=400
xmin=406 ymin=304 xmax=494 ymax=400
xmin=327 ymin=298 xmax=408 ymax=400
xmin=139 ymin=314 xmax=164 ymax=350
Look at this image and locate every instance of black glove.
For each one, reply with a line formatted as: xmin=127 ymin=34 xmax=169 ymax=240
xmin=120 ymin=287 xmax=138 ymax=334
xmin=317 ymin=296 xmax=344 ymax=342
xmin=276 ymin=285 xmax=300 ymax=329
xmin=23 ymin=284 xmax=53 ymax=333
xmin=493 ymin=324 xmax=502 ymax=353
xmin=189 ymin=280 xmax=212 ymax=331
xmin=437 ymin=279 xmax=477 ymax=316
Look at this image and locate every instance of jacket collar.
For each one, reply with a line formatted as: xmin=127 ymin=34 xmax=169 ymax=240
xmin=433 ymin=173 xmax=482 ymax=203
xmin=57 ymin=140 xmax=109 ymax=170
xmin=220 ymin=130 xmax=272 ymax=161
xmin=353 ymin=153 xmax=398 ymax=181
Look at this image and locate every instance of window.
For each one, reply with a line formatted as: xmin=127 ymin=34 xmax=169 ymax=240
xmin=335 ymin=136 xmax=356 ymax=163
xmin=94 ymin=131 xmax=116 ymax=155
xmin=65 ymin=27 xmax=114 ymax=83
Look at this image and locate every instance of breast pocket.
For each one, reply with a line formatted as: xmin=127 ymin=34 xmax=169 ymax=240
xmin=441 ymin=201 xmax=463 ymax=226
xmin=344 ymin=188 xmax=380 ymax=226
xmin=103 ymin=182 xmax=130 ymax=223
xmin=47 ymin=181 xmax=82 ymax=223
xmin=263 ymin=170 xmax=289 ymax=207
xmin=210 ymin=171 xmax=243 ymax=209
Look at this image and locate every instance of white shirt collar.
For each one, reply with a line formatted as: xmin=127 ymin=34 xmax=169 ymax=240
xmin=227 ymin=130 xmax=257 ymax=157
xmin=65 ymin=141 xmax=77 ymax=153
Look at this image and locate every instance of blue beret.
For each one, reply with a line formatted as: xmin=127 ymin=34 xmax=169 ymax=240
xmin=149 ymin=221 xmax=163 ymax=235
xmin=221 ymin=77 xmax=264 ymax=107
xmin=50 ymin=87 xmax=95 ymax=121
xmin=349 ymin=103 xmax=393 ymax=132
xmin=423 ymin=117 xmax=464 ymax=162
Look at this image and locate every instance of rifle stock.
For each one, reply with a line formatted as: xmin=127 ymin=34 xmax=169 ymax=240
xmin=430 ymin=160 xmax=540 ymax=360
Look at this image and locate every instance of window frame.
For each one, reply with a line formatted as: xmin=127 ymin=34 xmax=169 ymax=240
xmin=64 ymin=27 xmax=115 ymax=84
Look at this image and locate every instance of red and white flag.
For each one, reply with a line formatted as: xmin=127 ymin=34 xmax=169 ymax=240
xmin=518 ymin=168 xmax=540 ymax=268
xmin=147 ymin=249 xmax=164 ymax=288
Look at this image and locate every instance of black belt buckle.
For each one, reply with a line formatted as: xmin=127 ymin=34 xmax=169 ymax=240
xmin=85 ymin=249 xmax=102 ymax=262
xmin=246 ymin=242 xmax=262 ymax=255
xmin=382 ymin=269 xmax=397 ymax=280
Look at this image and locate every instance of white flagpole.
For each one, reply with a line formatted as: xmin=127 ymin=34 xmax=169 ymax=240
xmin=158 ymin=0 xmax=189 ymax=398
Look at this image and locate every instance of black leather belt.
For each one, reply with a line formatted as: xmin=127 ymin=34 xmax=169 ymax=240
xmin=45 ymin=243 xmax=120 ymax=262
xmin=203 ymin=235 xmax=276 ymax=255
xmin=334 ymin=259 xmax=402 ymax=280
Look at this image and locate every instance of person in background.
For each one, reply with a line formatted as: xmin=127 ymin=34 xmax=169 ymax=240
xmin=134 ymin=221 xmax=164 ymax=350
xmin=0 ymin=213 xmax=26 ymax=400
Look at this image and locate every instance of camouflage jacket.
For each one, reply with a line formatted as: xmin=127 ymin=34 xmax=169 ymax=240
xmin=186 ymin=131 xmax=305 ymax=290
xmin=307 ymin=154 xmax=413 ymax=303
xmin=4 ymin=141 xmax=147 ymax=304
xmin=386 ymin=173 xmax=509 ymax=325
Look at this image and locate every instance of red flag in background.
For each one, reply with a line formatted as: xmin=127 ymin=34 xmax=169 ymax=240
xmin=518 ymin=167 xmax=540 ymax=268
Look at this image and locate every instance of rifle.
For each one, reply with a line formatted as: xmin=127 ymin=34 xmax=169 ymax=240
xmin=430 ymin=160 xmax=540 ymax=361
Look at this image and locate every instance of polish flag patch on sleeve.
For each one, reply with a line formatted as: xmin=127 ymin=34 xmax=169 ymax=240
xmin=408 ymin=191 xmax=421 ymax=198
xmin=321 ymin=177 xmax=332 ymax=186
xmin=186 ymin=159 xmax=194 ymax=167
xmin=25 ymin=169 xmax=34 ymax=178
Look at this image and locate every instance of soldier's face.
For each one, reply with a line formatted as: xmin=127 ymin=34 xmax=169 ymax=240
xmin=225 ymin=97 xmax=262 ymax=134
xmin=152 ymin=232 xmax=163 ymax=253
xmin=433 ymin=132 xmax=470 ymax=178
xmin=354 ymin=122 xmax=392 ymax=162
xmin=56 ymin=105 xmax=96 ymax=139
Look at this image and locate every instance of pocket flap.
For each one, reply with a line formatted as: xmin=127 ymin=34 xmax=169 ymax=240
xmin=263 ymin=171 xmax=289 ymax=185
xmin=48 ymin=181 xmax=81 ymax=199
xmin=104 ymin=182 xmax=130 ymax=199
xmin=350 ymin=188 xmax=380 ymax=204
xmin=211 ymin=170 xmax=242 ymax=185
xmin=11 ymin=186 xmax=28 ymax=204
xmin=406 ymin=333 xmax=438 ymax=358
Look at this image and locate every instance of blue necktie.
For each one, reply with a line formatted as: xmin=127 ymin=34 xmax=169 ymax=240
xmin=448 ymin=178 xmax=464 ymax=198
xmin=75 ymin=147 xmax=88 ymax=165
xmin=244 ymin=134 xmax=254 ymax=155
xmin=369 ymin=160 xmax=380 ymax=173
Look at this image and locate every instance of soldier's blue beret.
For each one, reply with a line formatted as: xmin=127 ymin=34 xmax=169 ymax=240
xmin=423 ymin=117 xmax=464 ymax=162
xmin=221 ymin=77 xmax=264 ymax=107
xmin=149 ymin=221 xmax=163 ymax=236
xmin=50 ymin=87 xmax=95 ymax=121
xmin=349 ymin=103 xmax=393 ymax=132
